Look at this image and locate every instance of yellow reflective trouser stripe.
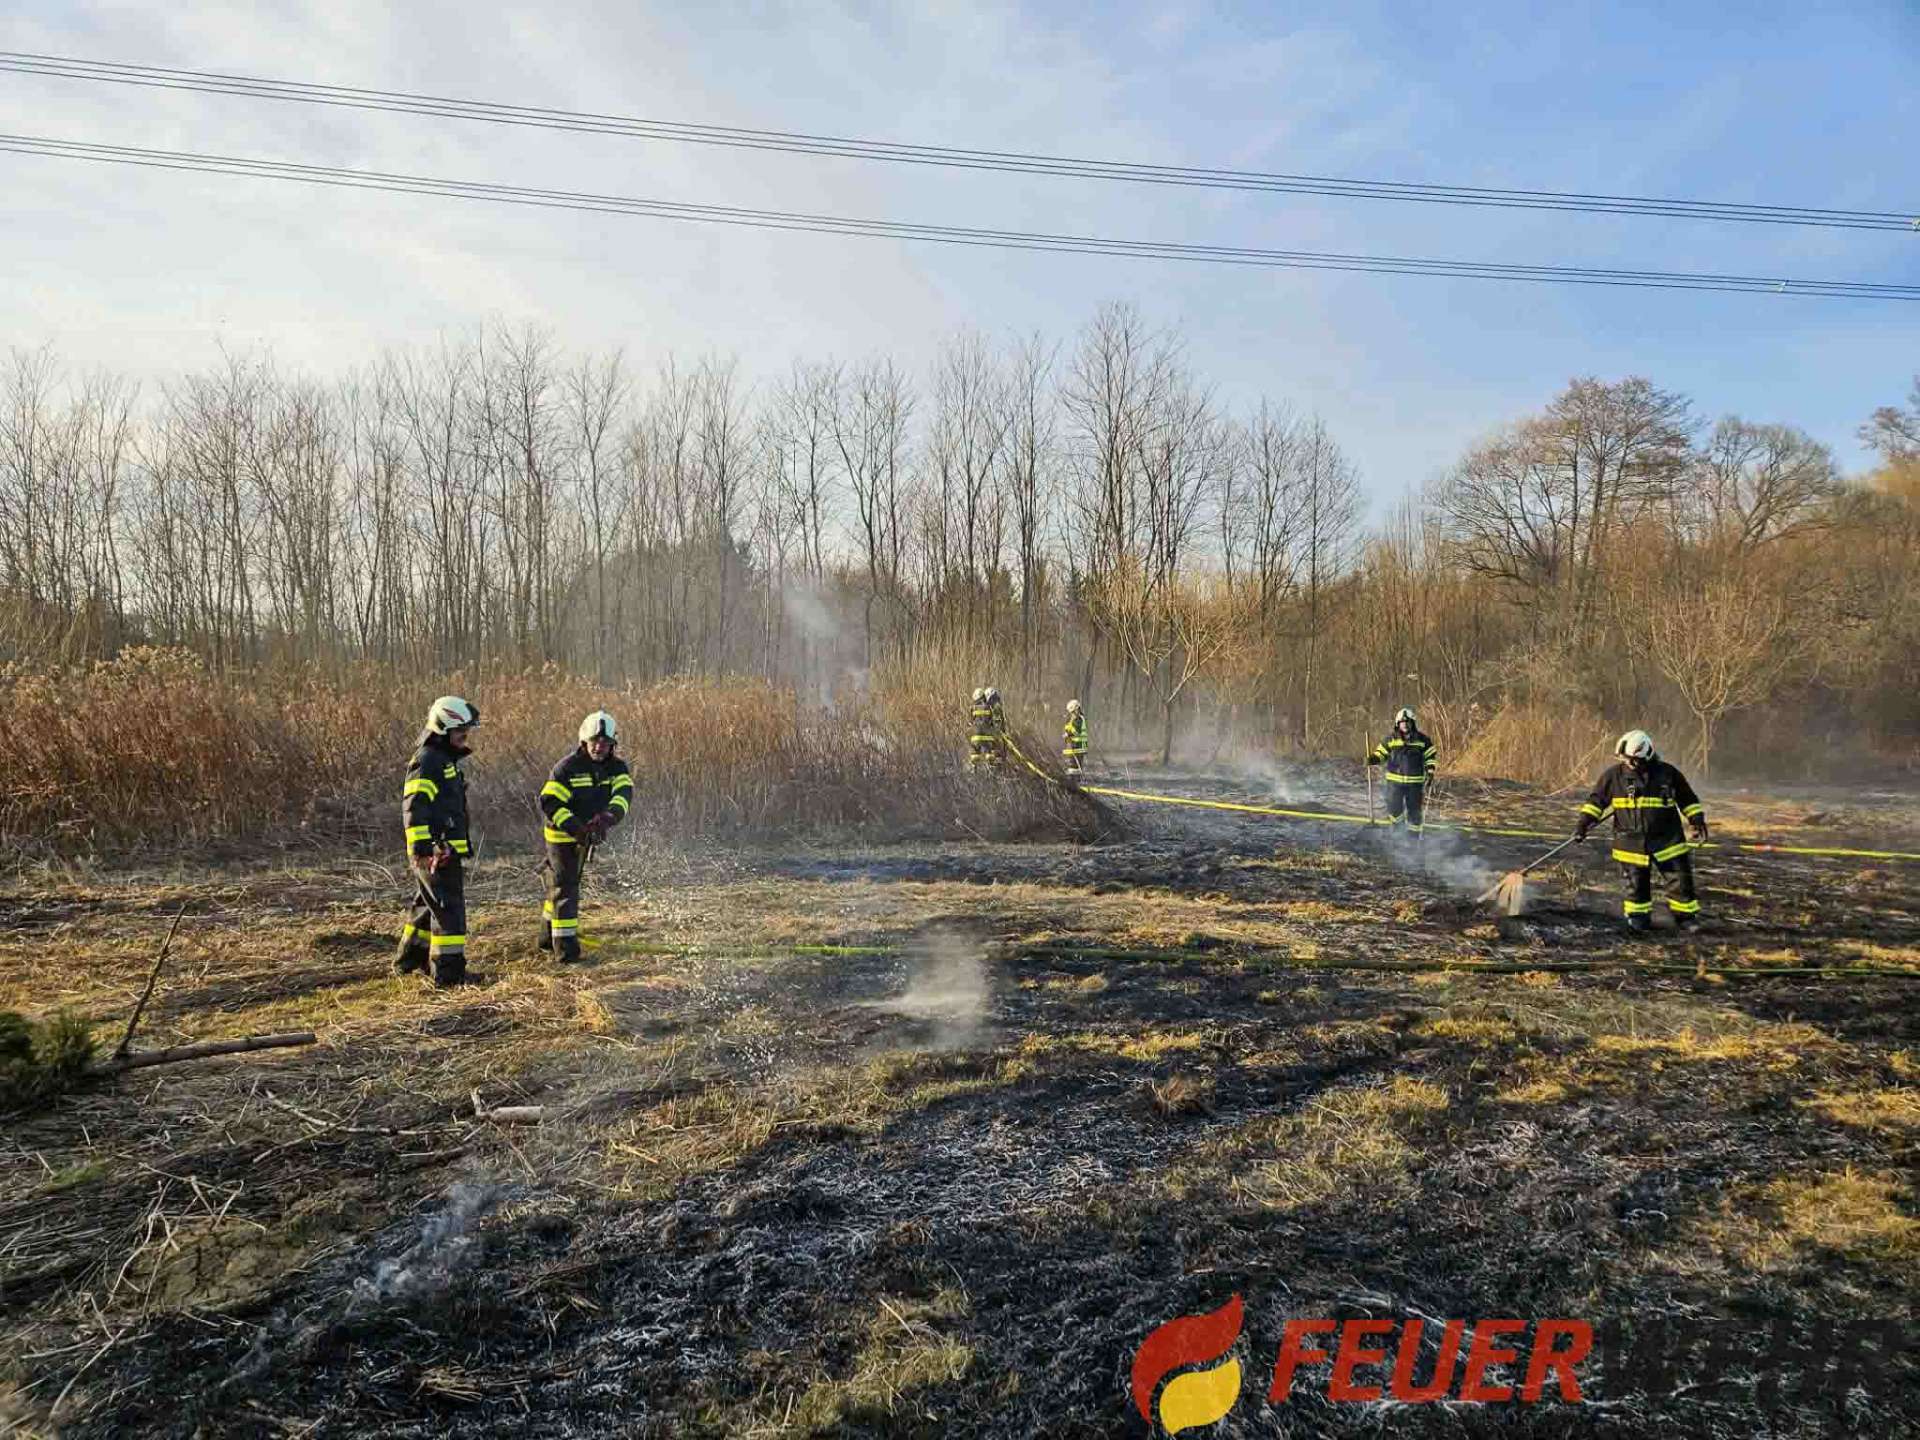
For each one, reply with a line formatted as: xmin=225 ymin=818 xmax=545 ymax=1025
xmin=399 ymin=923 xmax=424 ymax=942
xmin=1384 ymin=773 xmax=1426 ymax=784
xmin=403 ymin=777 xmax=439 ymax=800
xmin=542 ymin=780 xmax=572 ymax=802
xmin=405 ymin=825 xmax=432 ymax=843
xmin=1624 ymin=900 xmax=1654 ymax=915
xmin=1612 ymin=843 xmax=1693 ymax=864
xmin=1580 ymin=803 xmax=1605 ymax=819
xmin=545 ymin=829 xmax=578 ymax=844
xmin=430 ymin=933 xmax=465 ymax=949
xmin=550 ymin=919 xmax=578 ymax=933
xmin=543 ymin=900 xmax=554 ymax=917
xmin=1668 ymin=898 xmax=1701 ymax=913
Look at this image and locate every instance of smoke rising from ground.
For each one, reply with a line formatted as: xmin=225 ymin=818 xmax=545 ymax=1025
xmin=225 ymin=1180 xmax=506 ymax=1391
xmin=865 ymin=925 xmax=991 ymax=1050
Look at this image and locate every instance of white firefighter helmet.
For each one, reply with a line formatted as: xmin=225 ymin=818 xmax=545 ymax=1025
xmin=580 ymin=710 xmax=617 ymax=745
xmin=1616 ymin=729 xmax=1655 ymax=761
xmin=425 ymin=695 xmax=480 ymax=735
xmin=972 ymin=687 xmax=986 ymax=703
xmin=1394 ymin=706 xmax=1416 ymax=726
xmin=1067 ymin=699 xmax=1082 ymax=714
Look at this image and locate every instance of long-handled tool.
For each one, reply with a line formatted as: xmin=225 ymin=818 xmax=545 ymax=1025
xmin=1363 ymin=726 xmax=1376 ymax=829
xmin=1478 ymin=835 xmax=1579 ymax=915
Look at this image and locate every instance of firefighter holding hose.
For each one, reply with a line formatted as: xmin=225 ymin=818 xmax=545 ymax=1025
xmin=1574 ymin=729 xmax=1708 ymax=932
xmin=1062 ymin=699 xmax=1088 ymax=777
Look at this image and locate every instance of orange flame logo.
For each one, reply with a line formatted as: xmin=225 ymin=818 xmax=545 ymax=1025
xmin=1131 ymin=1294 xmax=1244 ymax=1434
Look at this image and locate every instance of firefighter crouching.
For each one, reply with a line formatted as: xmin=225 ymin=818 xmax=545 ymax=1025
xmin=538 ymin=710 xmax=633 ymax=963
xmin=1366 ymin=706 xmax=1436 ymax=841
xmin=1062 ymin=699 xmax=1088 ymax=777
xmin=1574 ymin=729 xmax=1708 ymax=932
xmin=395 ymin=695 xmax=480 ymax=987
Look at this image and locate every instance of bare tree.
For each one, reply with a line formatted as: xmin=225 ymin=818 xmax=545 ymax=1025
xmin=831 ymin=357 xmax=915 ymax=665
xmin=1291 ymin=414 xmax=1360 ymax=747
xmin=1001 ymin=332 xmax=1058 ymax=685
xmin=1679 ymin=417 xmax=1837 ymax=551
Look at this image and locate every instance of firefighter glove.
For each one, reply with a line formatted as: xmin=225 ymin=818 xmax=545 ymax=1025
xmin=1573 ymin=819 xmax=1592 ymax=843
xmin=1691 ymin=818 xmax=1710 ymax=843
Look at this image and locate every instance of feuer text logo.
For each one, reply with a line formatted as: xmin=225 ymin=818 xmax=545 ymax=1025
xmin=1129 ymin=1300 xmax=1911 ymax=1434
xmin=1132 ymin=1299 xmax=1587 ymax=1433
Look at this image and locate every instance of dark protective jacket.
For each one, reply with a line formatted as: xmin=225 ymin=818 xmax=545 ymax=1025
xmin=1370 ymin=726 xmax=1436 ymax=784
xmin=402 ymin=732 xmax=471 ymax=859
xmin=1579 ymin=758 xmax=1705 ymax=865
xmin=1063 ymin=711 xmax=1088 ymax=756
xmin=970 ymin=701 xmax=1002 ymax=756
xmin=540 ymin=745 xmax=633 ymax=845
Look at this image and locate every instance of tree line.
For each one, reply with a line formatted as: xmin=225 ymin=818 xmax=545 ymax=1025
xmin=1 ymin=306 xmax=1914 ymax=779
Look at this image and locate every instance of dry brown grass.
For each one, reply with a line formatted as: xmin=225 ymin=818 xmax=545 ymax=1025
xmin=0 ymin=651 xmax=1099 ymax=858
xmin=1160 ymin=1076 xmax=1452 ymax=1211
xmin=1701 ymin=1170 xmax=1919 ymax=1275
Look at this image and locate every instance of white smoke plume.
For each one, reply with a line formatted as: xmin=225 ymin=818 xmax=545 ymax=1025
xmin=865 ymin=925 xmax=991 ymax=1050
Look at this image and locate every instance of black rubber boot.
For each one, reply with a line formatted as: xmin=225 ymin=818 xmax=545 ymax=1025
xmin=555 ymin=941 xmax=584 ymax=965
xmin=393 ymin=945 xmax=429 ymax=976
xmin=1673 ymin=911 xmax=1699 ymax=931
xmin=1626 ymin=915 xmax=1652 ymax=934
xmin=537 ymin=929 xmax=553 ymax=953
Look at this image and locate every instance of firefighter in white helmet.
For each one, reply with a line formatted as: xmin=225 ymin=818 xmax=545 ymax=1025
xmin=395 ymin=696 xmax=479 ymax=986
xmin=1062 ymin=699 xmax=1088 ymax=777
xmin=1365 ymin=706 xmax=1437 ymax=844
xmin=1574 ymin=729 xmax=1709 ymax=932
xmin=537 ymin=711 xmax=633 ymax=963
xmin=968 ymin=687 xmax=999 ymax=770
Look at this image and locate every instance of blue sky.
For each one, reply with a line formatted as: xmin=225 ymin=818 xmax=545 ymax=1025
xmin=2 ymin=1 xmax=1914 ymax=512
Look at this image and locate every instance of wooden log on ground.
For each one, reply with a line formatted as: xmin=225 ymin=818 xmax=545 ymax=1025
xmin=90 ymin=1031 xmax=318 ymax=1074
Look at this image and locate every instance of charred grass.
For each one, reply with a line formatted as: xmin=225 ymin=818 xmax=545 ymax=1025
xmin=2 ymin=785 xmax=1917 ymax=1437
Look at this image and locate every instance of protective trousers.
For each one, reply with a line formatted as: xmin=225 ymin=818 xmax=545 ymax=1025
xmin=542 ymin=842 xmax=585 ymax=961
xmin=1622 ymin=851 xmax=1698 ymax=925
xmin=397 ymin=858 xmax=466 ymax=986
xmin=1384 ymin=780 xmax=1425 ymax=836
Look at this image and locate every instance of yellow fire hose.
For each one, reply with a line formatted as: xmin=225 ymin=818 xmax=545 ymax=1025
xmin=997 ymin=737 xmax=1920 ymax=864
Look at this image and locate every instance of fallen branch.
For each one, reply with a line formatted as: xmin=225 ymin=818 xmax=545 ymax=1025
xmin=91 ymin=1031 xmax=318 ymax=1075
xmin=113 ymin=902 xmax=188 ymax=1061
xmin=473 ymin=1088 xmax=544 ymax=1124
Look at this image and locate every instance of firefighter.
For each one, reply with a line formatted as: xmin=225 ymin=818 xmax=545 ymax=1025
xmin=1366 ymin=707 xmax=1436 ymax=841
xmin=969 ymin=686 xmax=1003 ymax=770
xmin=1062 ymin=699 xmax=1088 ymax=777
xmin=538 ymin=710 xmax=633 ymax=963
xmin=394 ymin=695 xmax=479 ymax=987
xmin=1574 ymin=730 xmax=1708 ymax=932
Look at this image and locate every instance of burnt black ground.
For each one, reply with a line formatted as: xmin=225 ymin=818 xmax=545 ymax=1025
xmin=3 ymin=765 xmax=1916 ymax=1438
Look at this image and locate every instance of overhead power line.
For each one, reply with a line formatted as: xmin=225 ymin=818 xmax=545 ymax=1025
xmin=5 ymin=133 xmax=1914 ymax=300
xmin=4 ymin=50 xmax=1916 ymax=234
